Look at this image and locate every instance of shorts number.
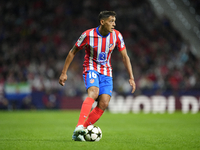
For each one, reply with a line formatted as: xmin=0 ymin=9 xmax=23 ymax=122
xmin=89 ymin=72 xmax=97 ymax=78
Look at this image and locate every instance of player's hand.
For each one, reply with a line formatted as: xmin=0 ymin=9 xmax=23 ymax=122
xmin=129 ymin=78 xmax=136 ymax=93
xmin=59 ymin=73 xmax=67 ymax=86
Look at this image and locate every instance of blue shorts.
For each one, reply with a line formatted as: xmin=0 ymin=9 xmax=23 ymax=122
xmin=83 ymin=70 xmax=113 ymax=97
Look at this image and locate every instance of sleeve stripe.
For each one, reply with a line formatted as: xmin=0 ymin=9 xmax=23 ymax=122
xmin=118 ymin=33 xmax=125 ymax=48
xmin=77 ymin=32 xmax=86 ymax=47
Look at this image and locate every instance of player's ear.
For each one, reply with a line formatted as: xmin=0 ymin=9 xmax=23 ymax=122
xmin=100 ymin=19 xmax=104 ymax=25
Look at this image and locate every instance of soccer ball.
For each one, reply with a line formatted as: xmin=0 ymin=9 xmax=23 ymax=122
xmin=84 ymin=125 xmax=102 ymax=142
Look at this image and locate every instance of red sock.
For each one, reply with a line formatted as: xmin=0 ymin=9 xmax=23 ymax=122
xmin=76 ymin=97 xmax=94 ymax=127
xmin=83 ymin=106 xmax=104 ymax=127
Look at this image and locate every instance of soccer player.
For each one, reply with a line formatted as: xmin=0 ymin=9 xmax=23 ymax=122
xmin=59 ymin=11 xmax=136 ymax=141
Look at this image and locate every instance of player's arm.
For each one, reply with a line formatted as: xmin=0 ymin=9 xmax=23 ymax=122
xmin=119 ymin=48 xmax=136 ymax=93
xmin=59 ymin=45 xmax=80 ymax=86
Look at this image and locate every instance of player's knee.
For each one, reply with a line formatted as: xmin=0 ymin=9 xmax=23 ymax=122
xmin=98 ymin=100 xmax=109 ymax=110
xmin=87 ymin=87 xmax=99 ymax=100
xmin=97 ymin=94 xmax=111 ymax=110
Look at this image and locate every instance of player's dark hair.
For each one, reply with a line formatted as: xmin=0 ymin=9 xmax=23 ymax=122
xmin=98 ymin=11 xmax=116 ymax=21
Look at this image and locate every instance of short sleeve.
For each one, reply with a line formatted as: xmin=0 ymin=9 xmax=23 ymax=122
xmin=75 ymin=32 xmax=87 ymax=50
xmin=117 ymin=32 xmax=126 ymax=52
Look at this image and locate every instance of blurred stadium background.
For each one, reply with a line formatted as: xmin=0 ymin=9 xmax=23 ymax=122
xmin=0 ymin=0 xmax=200 ymax=113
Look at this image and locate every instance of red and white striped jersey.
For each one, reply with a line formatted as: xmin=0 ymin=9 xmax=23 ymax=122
xmin=75 ymin=26 xmax=126 ymax=77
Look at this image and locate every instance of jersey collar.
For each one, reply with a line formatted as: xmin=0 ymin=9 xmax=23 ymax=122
xmin=96 ymin=26 xmax=110 ymax=37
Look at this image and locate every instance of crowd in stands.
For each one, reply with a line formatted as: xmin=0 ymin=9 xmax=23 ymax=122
xmin=0 ymin=0 xmax=200 ymax=101
xmin=189 ymin=0 xmax=200 ymax=15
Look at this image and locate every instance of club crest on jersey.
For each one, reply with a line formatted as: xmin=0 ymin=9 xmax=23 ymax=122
xmin=109 ymin=43 xmax=114 ymax=51
xmin=90 ymin=79 xmax=94 ymax=84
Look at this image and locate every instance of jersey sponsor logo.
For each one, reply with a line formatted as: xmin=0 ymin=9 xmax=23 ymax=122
xmin=97 ymin=52 xmax=107 ymax=65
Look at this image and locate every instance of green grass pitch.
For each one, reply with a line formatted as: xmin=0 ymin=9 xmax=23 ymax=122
xmin=0 ymin=111 xmax=200 ymax=150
